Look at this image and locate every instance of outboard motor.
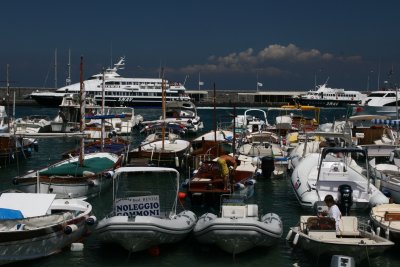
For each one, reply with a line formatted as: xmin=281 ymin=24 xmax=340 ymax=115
xmin=261 ymin=156 xmax=275 ymax=178
xmin=337 ymin=184 xmax=353 ymax=216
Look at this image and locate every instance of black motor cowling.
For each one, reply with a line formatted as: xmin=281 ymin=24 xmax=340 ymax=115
xmin=337 ymin=184 xmax=353 ymax=216
xmin=261 ymin=156 xmax=275 ymax=178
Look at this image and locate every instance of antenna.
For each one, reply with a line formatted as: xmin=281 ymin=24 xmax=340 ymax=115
xmin=66 ymin=49 xmax=71 ymax=86
xmin=256 ymin=71 xmax=259 ymax=92
xmin=110 ymin=43 xmax=113 ymax=68
xmin=183 ymin=75 xmax=189 ymax=86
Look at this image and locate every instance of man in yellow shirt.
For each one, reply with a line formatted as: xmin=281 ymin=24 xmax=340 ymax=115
xmin=217 ymin=154 xmax=237 ymax=190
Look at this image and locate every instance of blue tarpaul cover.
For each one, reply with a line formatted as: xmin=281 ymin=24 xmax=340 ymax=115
xmin=0 ymin=208 xmax=24 ymax=220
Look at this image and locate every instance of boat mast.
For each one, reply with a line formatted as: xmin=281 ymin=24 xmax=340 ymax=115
xmin=232 ymin=105 xmax=236 ymax=155
xmin=79 ymin=56 xmax=85 ymax=167
xmin=213 ymin=83 xmax=216 ymax=142
xmin=6 ymin=64 xmax=10 ymax=131
xmin=101 ymin=69 xmax=105 ymax=150
xmin=161 ymin=68 xmax=165 ymax=151
xmin=54 ymin=48 xmax=57 ymax=89
xmin=66 ymin=49 xmax=71 ymax=86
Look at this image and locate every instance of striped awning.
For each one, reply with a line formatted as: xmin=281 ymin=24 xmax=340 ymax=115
xmin=371 ymin=119 xmax=400 ymax=126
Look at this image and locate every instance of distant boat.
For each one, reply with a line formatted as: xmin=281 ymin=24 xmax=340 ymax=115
xmin=162 ymin=99 xmax=204 ymax=134
xmin=30 ymin=57 xmax=190 ymax=107
xmin=14 ymin=57 xmax=123 ymax=199
xmin=14 ymin=115 xmax=52 ymax=133
xmin=129 ymin=76 xmax=191 ymax=168
xmin=0 ymin=106 xmax=10 ymax=133
xmin=352 ymin=89 xmax=400 ymax=118
xmin=295 ymin=83 xmax=367 ymax=107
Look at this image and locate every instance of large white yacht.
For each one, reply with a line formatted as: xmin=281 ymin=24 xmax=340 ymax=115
xmin=353 ymin=90 xmax=400 ymax=118
xmin=364 ymin=90 xmax=400 ymax=107
xmin=295 ymin=83 xmax=367 ymax=107
xmin=30 ymin=57 xmax=190 ymax=107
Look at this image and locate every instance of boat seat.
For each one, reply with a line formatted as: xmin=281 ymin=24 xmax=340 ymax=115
xmin=246 ymin=204 xmax=258 ymax=217
xmin=222 ymin=205 xmax=246 ymax=218
xmin=338 ymin=216 xmax=360 ymax=236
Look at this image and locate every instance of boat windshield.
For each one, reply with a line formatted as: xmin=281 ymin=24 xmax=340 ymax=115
xmin=368 ymin=93 xmax=386 ymax=97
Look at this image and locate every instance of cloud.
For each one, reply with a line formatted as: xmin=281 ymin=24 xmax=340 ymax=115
xmin=172 ymin=43 xmax=362 ymax=76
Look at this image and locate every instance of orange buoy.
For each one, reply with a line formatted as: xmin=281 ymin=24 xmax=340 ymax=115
xmin=178 ymin=192 xmax=186 ymax=199
xmin=148 ymin=246 xmax=160 ymax=256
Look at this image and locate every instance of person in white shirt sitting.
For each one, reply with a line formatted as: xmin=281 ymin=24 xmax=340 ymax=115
xmin=320 ymin=194 xmax=342 ymax=231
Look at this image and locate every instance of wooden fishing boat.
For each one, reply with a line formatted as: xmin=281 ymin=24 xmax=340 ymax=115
xmin=188 ymin=154 xmax=257 ymax=205
xmin=0 ymin=192 xmax=95 ymax=264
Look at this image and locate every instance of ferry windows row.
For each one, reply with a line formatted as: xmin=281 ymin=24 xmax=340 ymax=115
xmin=324 ymin=93 xmax=357 ymax=97
xmin=101 ymin=92 xmax=164 ymax=97
xmin=103 ymin=81 xmax=162 ymax=86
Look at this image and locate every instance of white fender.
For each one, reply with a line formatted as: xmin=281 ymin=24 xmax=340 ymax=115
xmin=86 ymin=215 xmax=97 ymax=225
xmin=293 ymin=233 xmax=300 ymax=245
xmin=286 ymin=229 xmax=293 ymax=241
xmin=88 ymin=179 xmax=99 ymax=187
xmin=64 ymin=224 xmax=78 ymax=235
xmin=70 ymin=243 xmax=84 ymax=252
xmin=376 ymin=227 xmax=381 ymax=236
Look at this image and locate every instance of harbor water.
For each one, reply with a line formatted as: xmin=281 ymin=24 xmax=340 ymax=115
xmin=1 ymin=106 xmax=399 ymax=267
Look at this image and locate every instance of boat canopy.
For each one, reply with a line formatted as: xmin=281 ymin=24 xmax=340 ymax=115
xmin=321 ymin=147 xmax=367 ymax=159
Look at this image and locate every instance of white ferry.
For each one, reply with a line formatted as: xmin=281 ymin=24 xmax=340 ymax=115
xmin=295 ymin=83 xmax=367 ymax=107
xmin=30 ymin=57 xmax=190 ymax=107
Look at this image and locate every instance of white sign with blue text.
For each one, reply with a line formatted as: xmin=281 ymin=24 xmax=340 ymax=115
xmin=115 ymin=195 xmax=160 ymax=217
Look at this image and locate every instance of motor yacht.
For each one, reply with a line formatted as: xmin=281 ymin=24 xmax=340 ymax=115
xmin=30 ymin=57 xmax=190 ymax=107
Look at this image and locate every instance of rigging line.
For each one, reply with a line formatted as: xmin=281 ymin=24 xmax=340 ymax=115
xmin=42 ymin=58 xmax=53 ymax=88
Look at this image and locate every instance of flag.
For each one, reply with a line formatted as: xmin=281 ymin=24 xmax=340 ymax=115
xmin=257 ymin=82 xmax=263 ymax=87
xmin=199 ymin=81 xmax=204 ymax=86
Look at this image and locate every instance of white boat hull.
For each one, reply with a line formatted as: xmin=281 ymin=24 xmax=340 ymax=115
xmin=291 ymin=153 xmax=388 ymax=210
xmin=288 ymin=226 xmax=393 ymax=261
xmin=194 ymin=211 xmax=282 ymax=254
xmin=96 ymin=211 xmax=196 ymax=252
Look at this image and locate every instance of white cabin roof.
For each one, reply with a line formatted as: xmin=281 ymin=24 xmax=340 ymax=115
xmin=0 ymin=193 xmax=56 ymax=218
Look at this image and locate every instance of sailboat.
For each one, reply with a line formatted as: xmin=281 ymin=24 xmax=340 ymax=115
xmin=13 ymin=57 xmax=123 ymax=199
xmin=128 ymin=75 xmax=190 ymax=167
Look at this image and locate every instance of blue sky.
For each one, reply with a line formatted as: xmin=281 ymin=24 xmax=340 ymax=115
xmin=1 ymin=0 xmax=400 ymax=91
